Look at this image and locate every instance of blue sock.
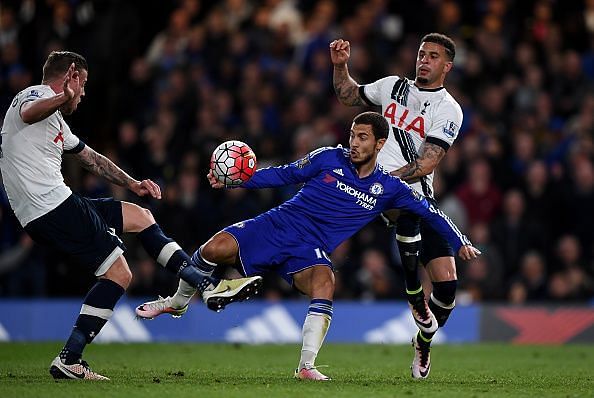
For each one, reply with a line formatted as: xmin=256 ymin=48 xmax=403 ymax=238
xmin=137 ymin=224 xmax=214 ymax=289
xmin=308 ymin=299 xmax=333 ymax=317
xmin=60 ymin=279 xmax=124 ymax=364
xmin=190 ymin=249 xmax=220 ymax=293
xmin=191 ymin=247 xmax=217 ymax=275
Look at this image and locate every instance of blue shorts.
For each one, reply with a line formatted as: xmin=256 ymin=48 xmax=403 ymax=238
xmin=397 ymin=197 xmax=455 ymax=265
xmin=24 ymin=193 xmax=125 ymax=276
xmin=223 ymin=214 xmax=333 ymax=285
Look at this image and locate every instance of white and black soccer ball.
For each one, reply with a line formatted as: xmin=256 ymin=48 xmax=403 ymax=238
xmin=210 ymin=140 xmax=257 ymax=187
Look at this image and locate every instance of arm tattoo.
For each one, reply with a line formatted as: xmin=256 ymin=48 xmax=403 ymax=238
xmin=391 ymin=142 xmax=446 ymax=182
xmin=392 ymin=160 xmax=422 ymax=181
xmin=333 ymin=66 xmax=365 ymax=106
xmin=75 ymin=146 xmax=135 ymax=187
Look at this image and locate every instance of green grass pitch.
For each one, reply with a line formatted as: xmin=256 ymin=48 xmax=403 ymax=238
xmin=1 ymin=343 xmax=593 ymax=397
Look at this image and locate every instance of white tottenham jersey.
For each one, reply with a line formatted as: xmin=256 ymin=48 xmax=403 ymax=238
xmin=0 ymin=85 xmax=84 ymax=226
xmin=360 ymin=76 xmax=463 ymax=198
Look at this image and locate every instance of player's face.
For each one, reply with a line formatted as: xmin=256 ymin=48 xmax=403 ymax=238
xmin=61 ymin=69 xmax=88 ymax=115
xmin=349 ymin=123 xmax=385 ymax=165
xmin=415 ymin=42 xmax=452 ymax=88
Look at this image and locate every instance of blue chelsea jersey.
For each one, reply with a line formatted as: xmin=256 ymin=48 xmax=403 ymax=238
xmin=242 ymin=146 xmax=470 ymax=254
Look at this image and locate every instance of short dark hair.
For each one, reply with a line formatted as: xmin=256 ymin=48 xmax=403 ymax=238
xmin=421 ymin=33 xmax=456 ymax=61
xmin=42 ymin=51 xmax=88 ymax=82
xmin=353 ymin=111 xmax=389 ymax=140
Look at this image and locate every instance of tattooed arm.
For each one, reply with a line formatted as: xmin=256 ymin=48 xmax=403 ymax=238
xmin=390 ymin=141 xmax=446 ymax=182
xmin=333 ymin=65 xmax=365 ymax=106
xmin=74 ymin=145 xmax=162 ymax=198
xmin=75 ymin=145 xmax=136 ymax=187
xmin=330 ymin=39 xmax=366 ymax=106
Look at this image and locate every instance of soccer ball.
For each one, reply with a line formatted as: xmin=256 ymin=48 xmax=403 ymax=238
xmin=210 ymin=140 xmax=257 ymax=187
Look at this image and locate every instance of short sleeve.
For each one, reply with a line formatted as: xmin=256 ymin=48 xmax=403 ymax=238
xmin=360 ymin=76 xmax=400 ymax=107
xmin=425 ymin=100 xmax=463 ymax=151
xmin=17 ymin=88 xmax=49 ymax=118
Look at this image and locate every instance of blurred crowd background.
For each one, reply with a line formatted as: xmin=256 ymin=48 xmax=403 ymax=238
xmin=0 ymin=0 xmax=593 ymax=304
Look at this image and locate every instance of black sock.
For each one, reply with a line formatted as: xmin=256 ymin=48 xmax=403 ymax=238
xmin=429 ymin=280 xmax=457 ymax=328
xmin=191 ymin=247 xmax=217 ymax=275
xmin=398 ymin=240 xmax=422 ymax=295
xmin=190 ymin=249 xmax=220 ymax=293
xmin=60 ymin=279 xmax=124 ymax=364
xmin=137 ymin=224 xmax=186 ymax=274
xmin=396 ymin=214 xmax=422 ymax=293
xmin=418 ymin=330 xmax=432 ymax=349
xmin=137 ymin=223 xmax=213 ymax=289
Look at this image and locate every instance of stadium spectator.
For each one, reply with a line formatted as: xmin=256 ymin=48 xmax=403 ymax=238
xmin=508 ymin=251 xmax=548 ymax=304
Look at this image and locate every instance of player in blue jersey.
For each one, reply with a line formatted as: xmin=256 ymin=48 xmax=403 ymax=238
xmin=135 ymin=112 xmax=480 ymax=380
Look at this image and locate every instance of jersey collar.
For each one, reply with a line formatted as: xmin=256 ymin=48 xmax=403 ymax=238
xmin=414 ymin=84 xmax=445 ymax=92
xmin=348 ymin=160 xmax=381 ymax=180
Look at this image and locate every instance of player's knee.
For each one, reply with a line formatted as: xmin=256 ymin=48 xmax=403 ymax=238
xmin=200 ymin=241 xmax=218 ymax=263
xmin=103 ymin=258 xmax=132 ymax=289
xmin=121 ymin=267 xmax=133 ymax=287
xmin=201 ymin=233 xmax=235 ymax=264
xmin=139 ymin=207 xmax=155 ymax=226
xmin=123 ymin=202 xmax=156 ymax=232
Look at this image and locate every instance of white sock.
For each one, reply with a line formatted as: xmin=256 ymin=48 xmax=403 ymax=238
xmin=299 ymin=299 xmax=333 ymax=369
xmin=170 ymin=279 xmax=197 ymax=308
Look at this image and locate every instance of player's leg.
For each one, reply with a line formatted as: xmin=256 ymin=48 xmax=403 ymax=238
xmin=192 ymin=231 xmax=262 ymax=311
xmin=292 ymin=264 xmax=334 ymax=381
xmin=396 ymin=212 xmax=437 ymax=334
xmin=50 ymin=256 xmax=132 ymax=380
xmin=410 ymin=214 xmax=457 ymax=380
xmin=136 ymin=230 xmax=262 ymax=317
xmin=425 ymin=256 xmax=457 ymax=333
xmin=24 ymin=194 xmax=127 ymax=380
xmin=121 ymin=202 xmax=217 ymax=290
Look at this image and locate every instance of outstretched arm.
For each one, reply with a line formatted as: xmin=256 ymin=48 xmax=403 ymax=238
xmin=208 ymin=164 xmax=312 ymax=190
xmin=209 ymin=149 xmax=331 ymax=190
xmin=390 ymin=141 xmax=446 ymax=182
xmin=390 ymin=182 xmax=479 ymax=259
xmin=330 ymin=39 xmax=366 ymax=106
xmin=74 ymin=145 xmax=161 ymax=199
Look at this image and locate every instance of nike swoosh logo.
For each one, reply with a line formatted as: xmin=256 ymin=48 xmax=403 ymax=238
xmin=63 ymin=366 xmax=86 ymax=379
xmin=419 ymin=365 xmax=430 ymax=377
xmin=416 ymin=319 xmax=434 ymax=328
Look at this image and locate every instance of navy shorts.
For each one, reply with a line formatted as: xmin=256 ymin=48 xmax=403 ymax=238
xmin=25 ymin=193 xmax=125 ymax=276
xmin=223 ymin=213 xmax=333 ymax=285
xmin=397 ymin=197 xmax=455 ymax=265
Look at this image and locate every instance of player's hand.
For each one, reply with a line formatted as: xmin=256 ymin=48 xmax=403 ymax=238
xmin=129 ymin=179 xmax=162 ymax=199
xmin=330 ymin=39 xmax=351 ymax=66
xmin=63 ymin=63 xmax=77 ymax=100
xmin=207 ymin=170 xmax=225 ymax=189
xmin=458 ymin=245 xmax=481 ymax=261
